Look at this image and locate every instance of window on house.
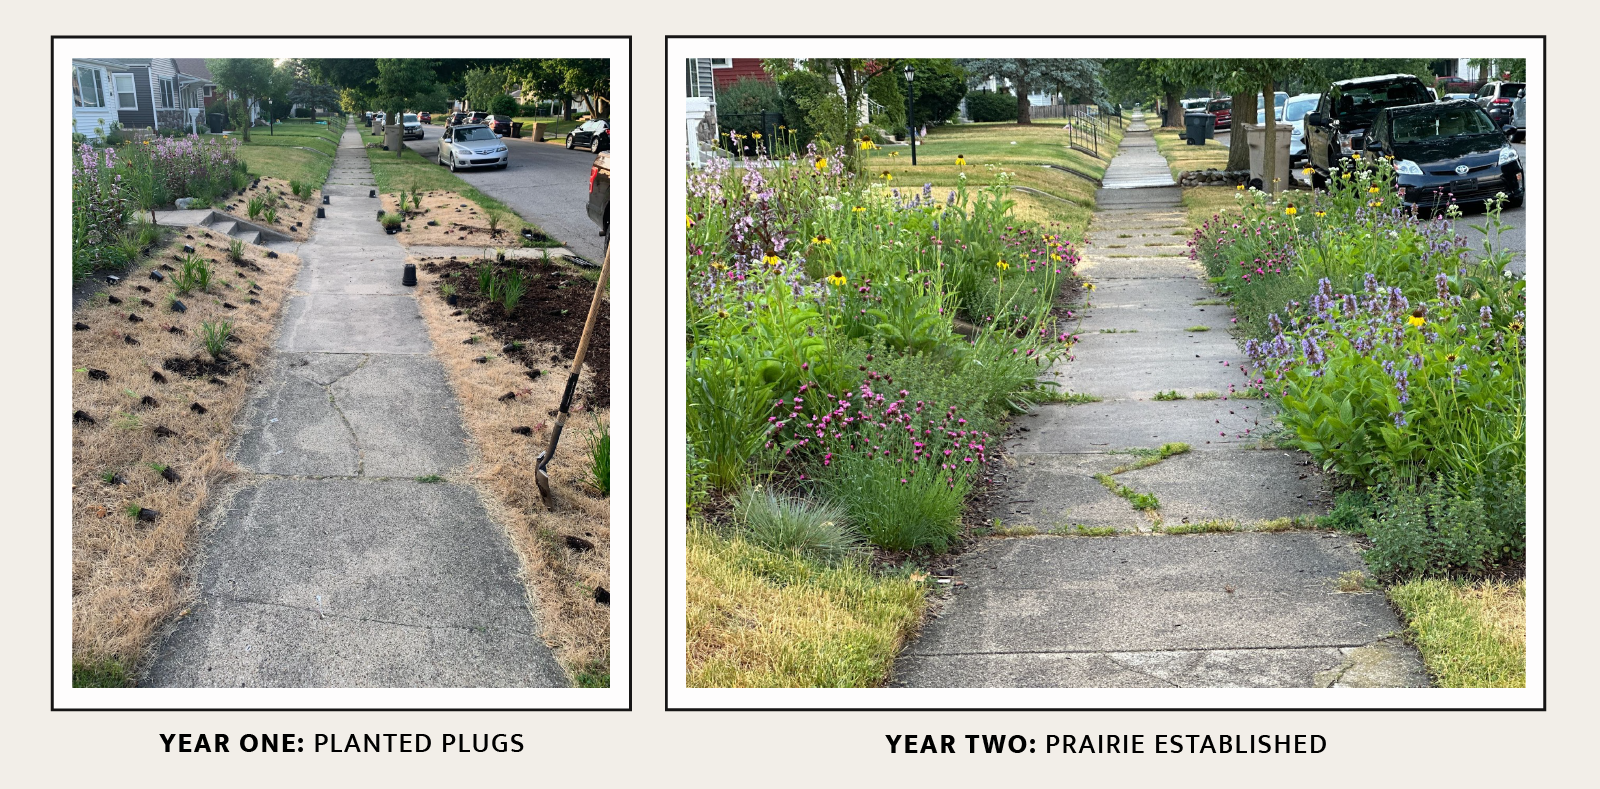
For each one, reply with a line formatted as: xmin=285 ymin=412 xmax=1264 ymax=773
xmin=159 ymin=77 xmax=175 ymax=108
xmin=709 ymin=58 xmax=731 ymax=68
xmin=73 ymin=66 xmax=104 ymax=108
xmin=113 ymin=73 xmax=137 ymax=110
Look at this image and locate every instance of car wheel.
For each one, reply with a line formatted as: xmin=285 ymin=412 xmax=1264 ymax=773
xmin=565 ymin=135 xmax=575 ymax=150
xmin=448 ymin=153 xmax=459 ymax=173
xmin=591 ymin=137 xmax=602 ymax=154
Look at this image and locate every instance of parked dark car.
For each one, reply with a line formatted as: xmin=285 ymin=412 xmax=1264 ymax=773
xmin=1304 ymin=73 xmax=1433 ymax=188
xmin=444 ymin=111 xmax=469 ymax=128
xmin=465 ymin=111 xmax=489 ymax=125
xmin=418 ymin=111 xmax=432 ymax=124
xmin=1206 ymin=98 xmax=1232 ymax=130
xmin=1475 ymin=81 xmax=1526 ymax=127
xmin=565 ymin=119 xmax=610 ymax=153
xmin=484 ymin=114 xmax=513 ymax=136
xmin=1362 ymin=99 xmax=1522 ymax=213
xmin=587 ymin=151 xmax=609 ymax=245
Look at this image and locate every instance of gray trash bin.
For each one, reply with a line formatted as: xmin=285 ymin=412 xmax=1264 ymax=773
xmin=206 ymin=113 xmax=226 ymax=134
xmin=1184 ymin=111 xmax=1215 ymax=145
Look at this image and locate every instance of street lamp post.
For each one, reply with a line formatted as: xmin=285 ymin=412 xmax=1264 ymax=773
xmin=904 ymin=64 xmax=916 ymax=166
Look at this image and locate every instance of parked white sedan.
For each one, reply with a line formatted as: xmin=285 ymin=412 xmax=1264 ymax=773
xmin=437 ymin=124 xmax=508 ymax=172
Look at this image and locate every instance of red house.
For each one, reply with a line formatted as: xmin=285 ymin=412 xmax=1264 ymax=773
xmin=710 ymin=58 xmax=771 ymax=90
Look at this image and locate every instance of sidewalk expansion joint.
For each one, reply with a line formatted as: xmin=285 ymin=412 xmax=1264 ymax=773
xmin=214 ymin=594 xmax=537 ymax=637
xmin=905 ymin=643 xmax=1380 ymax=658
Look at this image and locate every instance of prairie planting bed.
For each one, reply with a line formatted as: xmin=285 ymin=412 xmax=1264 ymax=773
xmin=413 ymin=254 xmax=612 ymax=686
xmin=362 ymin=132 xmax=554 ymax=245
xmin=381 ymin=190 xmax=554 ymax=248
xmin=685 ymin=147 xmax=1084 ymax=686
xmin=71 ymin=227 xmax=300 ymax=685
xmin=221 ymin=176 xmax=320 ymax=242
xmin=1189 ymin=157 xmax=1526 ymax=685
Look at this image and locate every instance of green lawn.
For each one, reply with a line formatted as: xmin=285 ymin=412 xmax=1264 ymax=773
xmin=861 ymin=117 xmax=1129 ymax=244
xmin=203 ymin=120 xmax=344 ymax=188
xmin=360 ymin=129 xmax=555 ymax=244
xmin=1152 ymin=127 xmax=1230 ymax=179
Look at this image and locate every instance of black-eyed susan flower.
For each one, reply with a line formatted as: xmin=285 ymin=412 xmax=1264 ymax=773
xmin=1508 ymin=320 xmax=1523 ymax=333
xmin=686 ymin=214 xmax=695 ymax=230
xmin=1368 ymin=200 xmax=1382 ymax=208
xmin=752 ymin=131 xmax=762 ymax=140
xmin=1409 ymin=307 xmax=1427 ymax=327
xmin=762 ymin=254 xmax=782 ymax=267
xmin=881 ymin=171 xmax=893 ymax=181
xmin=827 ymin=271 xmax=847 ymax=287
xmin=1236 ymin=184 xmax=1246 ymax=191
xmin=956 ymin=155 xmax=967 ymax=166
xmin=851 ymin=206 xmax=866 ymax=213
xmin=1285 ymin=204 xmax=1298 ymax=216
xmin=812 ymin=233 xmax=831 ymax=245
xmin=1368 ymin=185 xmax=1381 ymax=194
xmin=996 ymin=260 xmax=1009 ymax=271
xmin=889 ymin=150 xmax=900 ymax=157
xmin=814 ymin=157 xmax=827 ymax=172
xmin=1314 ymin=210 xmax=1327 ymax=218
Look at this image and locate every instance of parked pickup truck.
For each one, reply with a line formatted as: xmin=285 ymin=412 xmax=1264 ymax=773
xmin=586 ymin=151 xmax=609 ymax=245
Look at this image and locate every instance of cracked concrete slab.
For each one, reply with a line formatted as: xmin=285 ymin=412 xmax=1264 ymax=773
xmin=1315 ymin=637 xmax=1430 ymax=688
xmin=276 ymin=293 xmax=431 ymax=354
xmin=1116 ymin=448 xmax=1331 ymax=523
xmin=1008 ymin=399 xmax=1276 ymax=453
xmin=986 ymin=453 xmax=1147 ymax=532
xmin=331 ymin=354 xmax=471 ymax=477
xmin=236 ymin=355 xmax=361 ymax=476
xmin=299 ymin=246 xmax=413 ymax=296
xmin=145 ymin=478 xmax=565 ymax=688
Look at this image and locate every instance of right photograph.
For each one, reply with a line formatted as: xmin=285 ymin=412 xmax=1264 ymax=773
xmin=673 ymin=41 xmax=1539 ymax=703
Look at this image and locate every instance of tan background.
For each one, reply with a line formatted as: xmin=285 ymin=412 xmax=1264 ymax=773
xmin=6 ymin=9 xmax=1594 ymax=785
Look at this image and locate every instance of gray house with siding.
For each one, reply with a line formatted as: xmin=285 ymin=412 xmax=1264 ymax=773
xmin=103 ymin=58 xmax=214 ymax=134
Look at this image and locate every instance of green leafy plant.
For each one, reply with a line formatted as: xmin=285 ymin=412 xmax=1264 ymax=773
xmin=227 ymin=238 xmax=245 ymax=262
xmin=199 ymin=319 xmax=233 ymax=359
xmin=486 ymin=209 xmax=504 ymax=238
xmin=586 ymin=414 xmax=610 ymax=497
xmin=498 ymin=269 xmax=526 ymax=313
xmin=381 ymin=213 xmax=403 ymax=230
xmin=246 ymin=194 xmax=265 ymax=220
xmin=262 ymin=206 xmax=278 ymax=225
xmin=170 ymin=254 xmax=213 ymax=296
xmin=477 ymin=263 xmax=496 ymax=297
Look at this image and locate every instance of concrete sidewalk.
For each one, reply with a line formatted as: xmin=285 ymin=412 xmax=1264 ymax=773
xmin=893 ymin=112 xmax=1427 ymax=689
xmin=145 ymin=126 xmax=566 ymax=688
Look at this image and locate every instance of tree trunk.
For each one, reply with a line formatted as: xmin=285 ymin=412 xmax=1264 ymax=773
xmin=1016 ymin=77 xmax=1033 ymax=125
xmin=1262 ymin=78 xmax=1278 ymax=196
xmin=1164 ymin=90 xmax=1183 ymax=128
xmin=562 ymin=94 xmax=573 ymax=121
xmin=1227 ymin=91 xmax=1253 ymax=171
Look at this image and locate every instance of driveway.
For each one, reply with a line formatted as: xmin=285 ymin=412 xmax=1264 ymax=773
xmin=405 ymin=124 xmax=606 ymax=263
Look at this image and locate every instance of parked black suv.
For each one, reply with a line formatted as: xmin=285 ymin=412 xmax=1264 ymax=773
xmin=1304 ymin=74 xmax=1433 ymax=189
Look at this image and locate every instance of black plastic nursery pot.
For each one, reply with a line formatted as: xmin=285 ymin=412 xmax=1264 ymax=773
xmin=322 ymin=194 xmax=330 ymax=205
xmin=317 ymin=207 xmax=326 ymax=218
xmin=402 ymin=263 xmax=417 ymax=286
xmin=385 ymin=225 xmax=400 ymax=235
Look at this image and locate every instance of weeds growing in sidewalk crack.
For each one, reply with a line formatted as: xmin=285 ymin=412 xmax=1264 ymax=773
xmin=1096 ymin=474 xmax=1160 ymax=510
xmin=1152 ymin=390 xmax=1186 ymax=401
xmin=1160 ymin=519 xmax=1237 ymax=535
xmin=1185 ymin=325 xmax=1211 ymax=332
xmin=1110 ymin=442 xmax=1190 ymax=474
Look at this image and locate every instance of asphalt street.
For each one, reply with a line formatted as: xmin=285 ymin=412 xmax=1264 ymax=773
xmin=405 ymin=124 xmax=607 ymax=263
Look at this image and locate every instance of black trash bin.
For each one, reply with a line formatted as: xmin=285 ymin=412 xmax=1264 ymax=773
xmin=1184 ymin=111 xmax=1216 ymax=145
xmin=206 ymin=112 xmax=227 ymax=134
xmin=511 ymin=122 xmax=523 ymax=139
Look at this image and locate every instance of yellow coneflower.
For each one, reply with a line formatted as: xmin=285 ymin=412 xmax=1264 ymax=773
xmin=1342 ymin=172 xmax=1352 ymax=180
xmin=1368 ymin=185 xmax=1381 ymax=194
xmin=814 ymin=157 xmax=828 ymax=172
xmin=827 ymin=271 xmax=847 ymax=287
xmin=996 ymin=259 xmax=1009 ymax=271
xmin=1085 ymin=282 xmax=1097 ymax=291
xmin=851 ymin=206 xmax=866 ymax=213
xmin=1314 ymin=210 xmax=1327 ymax=218
xmin=710 ymin=260 xmax=727 ymax=271
xmin=860 ymin=140 xmax=874 ymax=151
xmin=716 ymin=309 xmax=729 ymax=319
xmin=1508 ymin=320 xmax=1523 ymax=333
xmin=686 ymin=214 xmax=695 ymax=230
xmin=1408 ymin=315 xmax=1426 ymax=327
xmin=881 ymin=171 xmax=893 ymax=181
xmin=1368 ymin=200 xmax=1383 ymax=208
xmin=1236 ymin=184 xmax=1246 ymax=191
xmin=1303 ymin=167 xmax=1314 ymax=176
xmin=1285 ymin=204 xmax=1298 ymax=216
xmin=762 ymin=254 xmax=782 ymax=267
xmin=889 ymin=150 xmax=900 ymax=157
xmin=956 ymin=155 xmax=967 ymax=166
xmin=752 ymin=131 xmax=763 ymax=139
xmin=812 ymin=233 xmax=831 ymax=245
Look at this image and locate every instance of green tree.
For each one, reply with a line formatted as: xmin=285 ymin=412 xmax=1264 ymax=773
xmin=206 ymin=58 xmax=275 ymax=142
xmin=374 ymin=59 xmax=437 ymax=157
xmin=908 ymin=59 xmax=967 ymax=126
xmin=263 ymin=63 xmax=293 ymax=133
xmin=285 ymin=59 xmax=341 ymax=118
xmin=955 ymin=59 xmax=1102 ymax=124
xmin=464 ymin=67 xmax=507 ymax=112
xmin=1164 ymin=59 xmax=1312 ymax=193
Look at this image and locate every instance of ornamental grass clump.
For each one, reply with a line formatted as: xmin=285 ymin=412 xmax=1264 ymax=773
xmin=770 ymin=378 xmax=991 ymax=553
xmin=732 ymin=484 xmax=862 ymax=565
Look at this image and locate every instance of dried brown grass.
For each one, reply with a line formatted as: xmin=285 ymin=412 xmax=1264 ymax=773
xmin=383 ymin=190 xmax=523 ymax=247
xmin=71 ymin=228 xmax=300 ymax=670
xmin=412 ymin=260 xmax=610 ymax=678
xmin=220 ymin=176 xmax=318 ymax=242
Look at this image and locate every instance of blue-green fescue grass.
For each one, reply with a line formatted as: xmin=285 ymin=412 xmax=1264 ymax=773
xmin=733 ymin=485 xmax=863 ymax=565
xmin=587 ymin=416 xmax=610 ymax=497
xmin=685 ymin=524 xmax=926 ymax=688
xmin=1389 ymin=578 xmax=1525 ymax=688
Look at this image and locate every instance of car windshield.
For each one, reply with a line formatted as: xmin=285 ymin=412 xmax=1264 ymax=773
xmin=404 ymin=114 xmax=417 ymax=123
xmin=1500 ymin=83 xmax=1525 ymax=97
xmin=1390 ymin=105 xmax=1498 ymax=143
xmin=1207 ymin=100 xmax=1230 ymax=111
xmin=1333 ymin=81 xmax=1432 ymax=119
xmin=455 ymin=127 xmax=498 ymax=142
xmin=1284 ymin=98 xmax=1316 ymax=122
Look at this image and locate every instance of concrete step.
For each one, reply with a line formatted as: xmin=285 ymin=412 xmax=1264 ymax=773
xmin=234 ymin=230 xmax=261 ymax=245
xmin=209 ymin=219 xmax=238 ymax=236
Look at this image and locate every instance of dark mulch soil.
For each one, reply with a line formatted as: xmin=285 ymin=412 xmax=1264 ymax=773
xmin=161 ymin=354 xmax=245 ymax=379
xmin=420 ymin=256 xmax=609 ymax=408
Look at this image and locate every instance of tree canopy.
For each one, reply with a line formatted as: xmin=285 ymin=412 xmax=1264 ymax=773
xmin=206 ymin=58 xmax=275 ymax=141
xmin=955 ymin=58 xmax=1103 ymax=123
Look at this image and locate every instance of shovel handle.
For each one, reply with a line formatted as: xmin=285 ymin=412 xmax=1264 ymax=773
xmin=535 ymin=246 xmax=610 ymax=475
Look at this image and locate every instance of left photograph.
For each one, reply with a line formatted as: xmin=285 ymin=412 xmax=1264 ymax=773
xmin=57 ymin=40 xmax=627 ymax=707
